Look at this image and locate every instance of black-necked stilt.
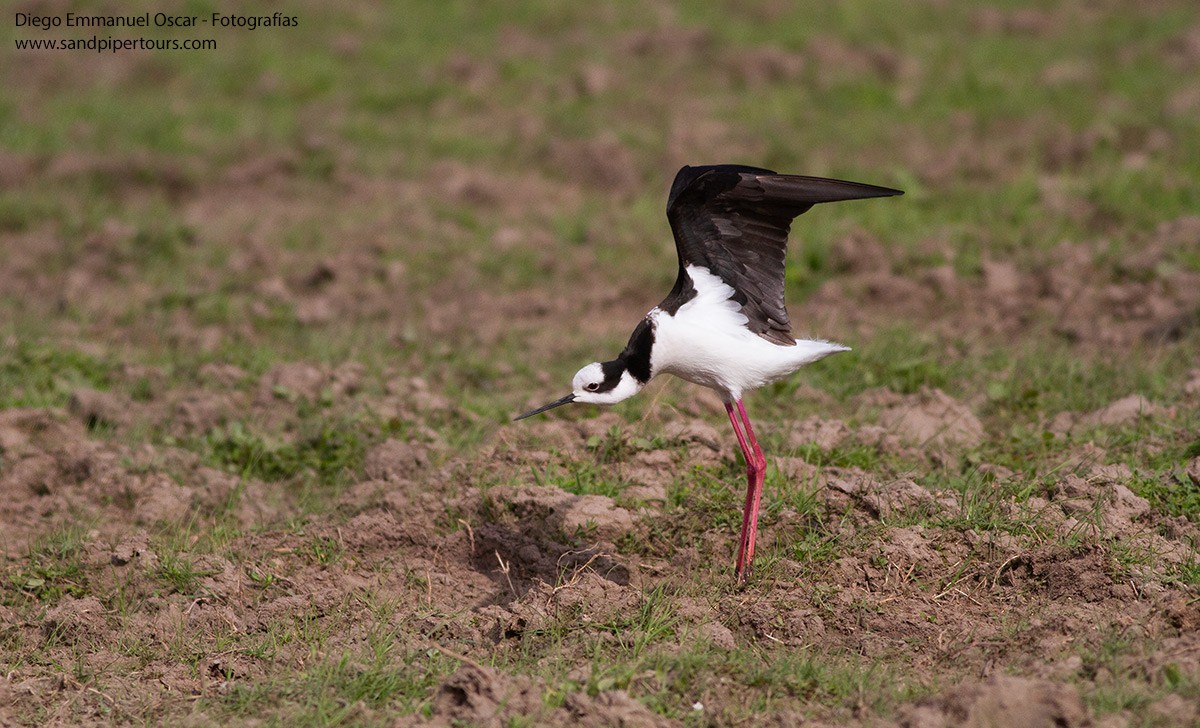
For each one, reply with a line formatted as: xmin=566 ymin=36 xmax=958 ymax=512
xmin=516 ymin=164 xmax=902 ymax=582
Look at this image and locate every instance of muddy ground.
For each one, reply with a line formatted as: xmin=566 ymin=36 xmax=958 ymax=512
xmin=2 ymin=1 xmax=1200 ymax=726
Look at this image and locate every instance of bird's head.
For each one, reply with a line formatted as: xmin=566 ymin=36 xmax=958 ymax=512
xmin=514 ymin=358 xmax=643 ymax=420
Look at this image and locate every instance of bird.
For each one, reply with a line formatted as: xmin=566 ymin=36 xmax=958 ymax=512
xmin=515 ymin=164 xmax=902 ymax=582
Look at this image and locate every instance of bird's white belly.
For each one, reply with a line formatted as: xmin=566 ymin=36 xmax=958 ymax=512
xmin=648 ymin=266 xmax=848 ymax=400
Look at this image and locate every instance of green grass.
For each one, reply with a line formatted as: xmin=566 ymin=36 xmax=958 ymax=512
xmin=1079 ymin=627 xmax=1200 ymax=724
xmin=533 ymin=460 xmax=630 ymax=499
xmin=495 ymin=582 xmax=923 ymax=722
xmin=204 ymin=419 xmax=366 ymax=488
xmin=3 ymin=525 xmax=91 ymax=604
xmin=925 ymin=469 xmax=1044 ymax=537
xmin=0 ymin=342 xmax=116 ymax=409
xmin=153 ymin=551 xmax=214 ymax=596
xmin=212 ymin=640 xmax=459 ymax=723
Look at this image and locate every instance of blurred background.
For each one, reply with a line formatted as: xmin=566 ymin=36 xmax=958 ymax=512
xmin=2 ymin=1 xmax=1198 ymax=420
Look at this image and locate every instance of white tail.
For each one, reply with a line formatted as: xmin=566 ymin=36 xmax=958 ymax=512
xmin=792 ymin=339 xmax=851 ymax=365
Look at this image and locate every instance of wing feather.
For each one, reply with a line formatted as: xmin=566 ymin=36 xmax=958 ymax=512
xmin=664 ymin=164 xmax=902 ymax=345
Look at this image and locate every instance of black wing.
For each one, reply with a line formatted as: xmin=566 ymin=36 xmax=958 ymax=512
xmin=663 ymin=164 xmax=902 ymax=346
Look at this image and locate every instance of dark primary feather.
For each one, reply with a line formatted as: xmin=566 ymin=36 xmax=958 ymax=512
xmin=664 ymin=164 xmax=902 ymax=346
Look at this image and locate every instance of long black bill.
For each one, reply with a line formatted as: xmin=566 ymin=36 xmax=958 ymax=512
xmin=513 ymin=393 xmax=575 ymax=421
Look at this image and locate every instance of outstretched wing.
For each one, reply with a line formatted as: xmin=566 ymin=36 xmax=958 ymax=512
xmin=664 ymin=164 xmax=902 ymax=346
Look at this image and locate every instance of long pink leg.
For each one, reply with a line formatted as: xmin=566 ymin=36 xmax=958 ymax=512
xmin=724 ymin=403 xmax=753 ymax=572
xmin=726 ymin=400 xmax=765 ymax=582
xmin=735 ymin=400 xmax=767 ymax=580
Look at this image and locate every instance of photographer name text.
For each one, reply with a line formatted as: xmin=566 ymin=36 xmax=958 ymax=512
xmin=15 ymin=12 xmax=299 ymax=31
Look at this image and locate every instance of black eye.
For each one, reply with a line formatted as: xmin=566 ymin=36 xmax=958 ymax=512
xmin=585 ymin=382 xmax=599 ymax=392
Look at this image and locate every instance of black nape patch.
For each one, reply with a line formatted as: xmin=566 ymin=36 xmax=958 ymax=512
xmin=592 ymin=316 xmax=654 ymax=393
xmin=619 ymin=317 xmax=654 ymax=383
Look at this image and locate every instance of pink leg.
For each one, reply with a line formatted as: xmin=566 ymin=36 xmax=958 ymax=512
xmin=724 ymin=403 xmax=753 ymax=572
xmin=726 ymin=400 xmax=765 ymax=582
xmin=735 ymin=400 xmax=767 ymax=581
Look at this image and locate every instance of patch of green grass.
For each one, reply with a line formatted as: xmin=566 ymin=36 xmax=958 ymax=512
xmin=924 ymin=468 xmax=1045 ymax=538
xmin=532 ymin=459 xmax=630 ymax=499
xmin=643 ymin=457 xmax=833 ymax=572
xmin=1076 ymin=627 xmax=1200 ymax=724
xmin=1134 ymin=468 xmax=1200 ymax=524
xmin=1117 ymin=429 xmax=1200 ymax=522
xmin=738 ymin=650 xmax=912 ymax=716
xmin=598 ymin=585 xmax=679 ymax=660
xmin=0 ymin=341 xmax=115 ymax=409
xmin=305 ymin=536 xmax=344 ymax=566
xmin=3 ymin=524 xmax=91 ymax=604
xmin=791 ymin=441 xmax=888 ymax=471
xmin=1003 ymin=340 xmax=1196 ymax=419
xmin=785 ymin=324 xmax=963 ymax=401
xmin=528 ymin=426 xmax=676 ymax=501
xmin=529 ymin=614 xmax=920 ymax=723
xmin=0 ymin=191 xmax=63 ymax=233
xmin=153 ymin=551 xmax=213 ymax=596
xmin=666 ymin=462 xmax=744 ymax=530
xmin=204 ymin=419 xmax=366 ymax=487
xmin=213 ymin=645 xmax=457 ymax=724
xmin=1166 ymin=554 xmax=1200 ymax=587
xmin=586 ymin=425 xmax=652 ymax=463
xmin=781 ymin=526 xmax=853 ymax=575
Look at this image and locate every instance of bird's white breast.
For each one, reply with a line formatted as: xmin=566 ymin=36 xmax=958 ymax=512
xmin=648 ymin=265 xmax=848 ymax=401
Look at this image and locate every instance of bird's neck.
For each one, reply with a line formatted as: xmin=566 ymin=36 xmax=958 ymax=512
xmin=619 ymin=318 xmax=655 ymax=384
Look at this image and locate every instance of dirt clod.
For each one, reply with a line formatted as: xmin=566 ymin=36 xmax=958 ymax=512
xmin=364 ymin=438 xmax=428 ymax=481
xmin=1080 ymin=394 xmax=1158 ymax=427
xmin=490 ymin=485 xmax=636 ymax=542
xmin=67 ymin=388 xmax=127 ymax=429
xmin=877 ymin=388 xmax=984 ymax=449
xmin=899 ymin=674 xmax=1088 ymax=728
xmin=42 ymin=597 xmax=107 ymax=644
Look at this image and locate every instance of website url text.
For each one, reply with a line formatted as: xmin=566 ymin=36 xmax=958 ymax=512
xmin=15 ymin=36 xmax=217 ymax=52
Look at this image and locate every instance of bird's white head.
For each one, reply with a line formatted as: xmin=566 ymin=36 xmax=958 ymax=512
xmin=571 ymin=361 xmax=643 ymax=405
xmin=514 ymin=359 xmax=644 ymax=420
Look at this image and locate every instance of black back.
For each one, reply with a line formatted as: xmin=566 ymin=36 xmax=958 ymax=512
xmin=663 ymin=164 xmax=902 ymax=346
